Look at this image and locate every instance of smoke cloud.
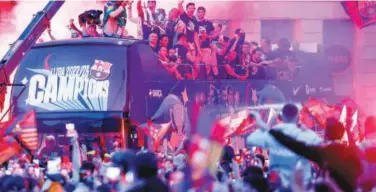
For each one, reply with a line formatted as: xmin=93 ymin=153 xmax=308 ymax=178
xmin=0 ymin=1 xmax=105 ymax=58
xmin=0 ymin=0 xmax=177 ymax=120
xmin=0 ymin=0 xmax=179 ymax=59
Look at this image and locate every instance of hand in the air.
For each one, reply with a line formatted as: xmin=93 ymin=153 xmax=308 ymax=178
xmin=68 ymin=130 xmax=78 ymax=144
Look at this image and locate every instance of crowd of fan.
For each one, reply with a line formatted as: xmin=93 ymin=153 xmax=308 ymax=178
xmin=7 ymin=1 xmax=376 ymax=192
xmin=1 ymin=103 xmax=376 ymax=191
xmin=62 ymin=0 xmax=299 ymax=81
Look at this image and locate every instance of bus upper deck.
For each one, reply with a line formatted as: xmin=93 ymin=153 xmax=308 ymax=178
xmin=8 ymin=37 xmax=336 ymax=135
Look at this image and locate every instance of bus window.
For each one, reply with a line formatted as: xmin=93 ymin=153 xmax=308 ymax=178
xmin=131 ymin=44 xmax=176 ymax=82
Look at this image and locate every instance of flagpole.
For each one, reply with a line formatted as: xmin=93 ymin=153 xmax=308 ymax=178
xmin=121 ymin=116 xmax=126 ymax=149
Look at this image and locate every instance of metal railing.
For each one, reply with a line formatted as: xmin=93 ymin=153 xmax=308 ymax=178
xmin=162 ymin=62 xmax=303 ymax=81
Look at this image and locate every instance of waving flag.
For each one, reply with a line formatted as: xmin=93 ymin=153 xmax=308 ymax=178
xmin=350 ymin=110 xmax=358 ymax=132
xmin=139 ymin=121 xmax=173 ymax=151
xmin=0 ymin=136 xmax=22 ymax=164
xmin=339 ymin=105 xmax=347 ymax=126
xmin=300 ymin=98 xmax=337 ymax=128
xmin=224 ymin=110 xmax=259 ymax=137
xmin=0 ymin=112 xmax=31 ymax=164
xmin=342 ymin=1 xmax=376 ymax=28
xmin=190 ymin=106 xmax=238 ymax=179
xmin=339 ymin=106 xmax=350 ymax=143
xmin=17 ymin=111 xmax=38 ymax=151
xmin=350 ymin=110 xmax=361 ymax=143
xmin=2 ymin=110 xmax=38 ymax=152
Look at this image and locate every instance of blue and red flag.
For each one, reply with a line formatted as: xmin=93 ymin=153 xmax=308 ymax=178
xmin=17 ymin=111 xmax=38 ymax=151
xmin=1 ymin=110 xmax=38 ymax=153
xmin=342 ymin=1 xmax=376 ymax=28
xmin=0 ymin=136 xmax=22 ymax=164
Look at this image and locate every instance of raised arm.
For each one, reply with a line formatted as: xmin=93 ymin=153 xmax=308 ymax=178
xmin=229 ymin=35 xmax=240 ymax=52
xmin=209 ymin=30 xmax=220 ymax=41
xmin=211 ymin=39 xmax=226 ymax=55
xmin=269 ymin=129 xmax=323 ymax=164
xmin=70 ymin=131 xmax=82 ymax=184
xmin=68 ymin=19 xmax=83 ymax=37
xmin=126 ymin=0 xmax=139 ymax=23
xmin=137 ymin=0 xmax=144 ymax=22
xmin=109 ymin=1 xmax=128 ymax=18
xmin=178 ymin=0 xmax=185 ymax=16
xmin=246 ymin=129 xmax=269 ymax=148
xmin=208 ymin=22 xmax=220 ymax=40
xmin=250 ymin=111 xmax=271 ymax=132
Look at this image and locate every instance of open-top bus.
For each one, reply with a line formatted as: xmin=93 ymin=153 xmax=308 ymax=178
xmin=9 ymin=37 xmax=336 ymax=152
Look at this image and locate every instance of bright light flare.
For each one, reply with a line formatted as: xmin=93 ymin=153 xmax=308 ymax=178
xmin=0 ymin=1 xmax=104 ymax=58
xmin=267 ymin=108 xmax=276 ymax=125
xmin=350 ymin=110 xmax=358 ymax=132
xmin=339 ymin=105 xmax=347 ymax=126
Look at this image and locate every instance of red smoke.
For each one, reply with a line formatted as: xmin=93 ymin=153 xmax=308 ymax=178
xmin=0 ymin=1 xmax=17 ymax=12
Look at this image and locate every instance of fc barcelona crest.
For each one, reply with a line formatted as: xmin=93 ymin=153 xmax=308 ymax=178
xmin=90 ymin=60 xmax=113 ymax=81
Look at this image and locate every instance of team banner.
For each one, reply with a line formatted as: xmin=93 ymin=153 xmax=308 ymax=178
xmin=342 ymin=1 xmax=376 ymax=28
xmin=10 ymin=46 xmax=128 ymax=114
